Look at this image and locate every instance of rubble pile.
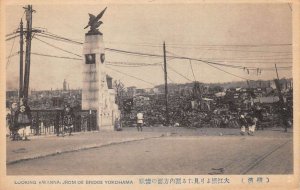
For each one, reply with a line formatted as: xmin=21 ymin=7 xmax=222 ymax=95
xmin=119 ymin=86 xmax=293 ymax=129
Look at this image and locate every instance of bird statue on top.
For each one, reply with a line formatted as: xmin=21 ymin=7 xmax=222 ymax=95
xmin=84 ymin=7 xmax=107 ymax=35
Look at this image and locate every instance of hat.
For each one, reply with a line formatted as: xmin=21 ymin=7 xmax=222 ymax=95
xmin=241 ymin=115 xmax=245 ymax=118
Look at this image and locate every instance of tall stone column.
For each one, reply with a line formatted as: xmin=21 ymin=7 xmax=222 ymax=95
xmin=82 ymin=7 xmax=119 ymax=131
xmin=82 ymin=34 xmax=105 ymax=130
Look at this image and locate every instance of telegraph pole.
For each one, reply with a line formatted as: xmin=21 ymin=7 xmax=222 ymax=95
xmin=274 ymin=64 xmax=284 ymax=105
xmin=163 ymin=42 xmax=169 ymax=125
xmin=275 ymin=64 xmax=280 ymax=80
xmin=23 ymin=5 xmax=34 ymax=99
xmin=19 ymin=19 xmax=24 ymax=99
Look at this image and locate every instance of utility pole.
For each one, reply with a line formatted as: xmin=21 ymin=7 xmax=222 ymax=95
xmin=163 ymin=42 xmax=169 ymax=125
xmin=275 ymin=64 xmax=280 ymax=80
xmin=274 ymin=64 xmax=284 ymax=105
xmin=19 ymin=19 xmax=24 ymax=99
xmin=23 ymin=5 xmax=34 ymax=99
xmin=274 ymin=64 xmax=288 ymax=132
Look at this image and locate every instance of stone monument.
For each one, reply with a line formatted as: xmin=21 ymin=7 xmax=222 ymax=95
xmin=82 ymin=7 xmax=119 ymax=130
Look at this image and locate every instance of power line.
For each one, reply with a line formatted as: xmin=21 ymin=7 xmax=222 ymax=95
xmin=31 ymin=52 xmax=83 ymax=60
xmin=43 ymin=31 xmax=83 ymax=45
xmin=207 ymin=57 xmax=292 ymax=61
xmin=204 ymin=54 xmax=292 ymax=59
xmin=43 ymin=31 xmax=82 ymax=42
xmin=106 ymin=47 xmax=294 ymax=71
xmin=35 ymin=33 xmax=81 ymax=44
xmin=105 ymin=47 xmax=163 ymax=58
xmin=107 ymin=64 xmax=158 ymax=68
xmin=160 ymin=65 xmax=175 ymax=83
xmin=202 ymin=61 xmax=253 ymax=81
xmin=33 ymin=30 xmax=293 ymax=49
xmin=6 ymin=34 xmax=20 ymax=41
xmin=6 ymin=51 xmax=20 ymax=59
xmin=106 ymin=41 xmax=161 ymax=48
xmin=189 ymin=59 xmax=196 ymax=81
xmin=106 ymin=66 xmax=156 ymax=86
xmin=29 ymin=30 xmax=293 ymax=66
xmin=163 ymin=42 xmax=292 ymax=47
xmin=168 ymin=50 xmax=253 ymax=81
xmin=167 ymin=50 xmax=292 ymax=70
xmin=33 ymin=36 xmax=82 ymax=57
xmin=167 ymin=46 xmax=292 ymax=54
xmin=6 ymin=31 xmax=18 ymax=37
xmin=6 ymin=34 xmax=17 ymax=66
xmin=168 ymin=65 xmax=192 ymax=82
xmin=19 ymin=30 xmax=293 ymax=72
xmin=207 ymin=60 xmax=292 ymax=64
xmin=106 ymin=60 xmax=163 ymax=66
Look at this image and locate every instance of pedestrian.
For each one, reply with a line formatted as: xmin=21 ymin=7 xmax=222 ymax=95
xmin=114 ymin=117 xmax=122 ymax=131
xmin=62 ymin=104 xmax=75 ymax=136
xmin=54 ymin=111 xmax=60 ymax=136
xmin=136 ymin=111 xmax=144 ymax=132
xmin=254 ymin=105 xmax=264 ymax=130
xmin=31 ymin=117 xmax=39 ymax=136
xmin=16 ymin=98 xmax=32 ymax=141
xmin=9 ymin=102 xmax=19 ymax=140
xmin=281 ymin=107 xmax=290 ymax=132
xmin=239 ymin=114 xmax=247 ymax=135
xmin=246 ymin=113 xmax=256 ymax=136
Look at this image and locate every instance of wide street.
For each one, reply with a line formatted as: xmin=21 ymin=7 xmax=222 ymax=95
xmin=7 ymin=127 xmax=293 ymax=175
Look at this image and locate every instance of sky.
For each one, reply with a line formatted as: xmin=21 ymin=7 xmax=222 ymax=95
xmin=5 ymin=3 xmax=293 ymax=90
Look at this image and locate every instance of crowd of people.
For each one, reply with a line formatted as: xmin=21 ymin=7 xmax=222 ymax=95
xmin=6 ymin=99 xmax=75 ymax=141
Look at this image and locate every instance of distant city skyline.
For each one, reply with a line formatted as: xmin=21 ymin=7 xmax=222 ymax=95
xmin=6 ymin=3 xmax=292 ymax=90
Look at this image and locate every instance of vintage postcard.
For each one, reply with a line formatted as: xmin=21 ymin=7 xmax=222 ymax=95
xmin=1 ymin=0 xmax=299 ymax=189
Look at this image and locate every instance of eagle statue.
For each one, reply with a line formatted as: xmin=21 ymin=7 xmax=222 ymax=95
xmin=84 ymin=7 xmax=107 ymax=35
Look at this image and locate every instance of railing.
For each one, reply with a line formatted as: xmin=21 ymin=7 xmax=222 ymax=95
xmin=30 ymin=109 xmax=97 ymax=136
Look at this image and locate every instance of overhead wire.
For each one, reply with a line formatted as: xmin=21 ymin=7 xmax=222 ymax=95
xmin=6 ymin=51 xmax=20 ymax=59
xmin=160 ymin=65 xmax=175 ymax=83
xmin=106 ymin=66 xmax=156 ymax=86
xmin=33 ymin=36 xmax=82 ymax=57
xmin=6 ymin=11 xmax=26 ymax=67
xmin=29 ymin=33 xmax=294 ymax=72
xmin=27 ymin=30 xmax=292 ymax=85
xmin=35 ymin=33 xmax=82 ymax=45
xmin=31 ymin=52 xmax=83 ymax=60
xmin=6 ymin=33 xmax=17 ymax=66
xmin=106 ymin=60 xmax=163 ymax=66
xmin=168 ymin=65 xmax=193 ymax=82
xmin=203 ymin=61 xmax=254 ymax=81
xmin=168 ymin=50 xmax=254 ymax=81
xmin=41 ymin=31 xmax=83 ymax=45
xmin=6 ymin=34 xmax=20 ymax=41
xmin=189 ymin=59 xmax=196 ymax=81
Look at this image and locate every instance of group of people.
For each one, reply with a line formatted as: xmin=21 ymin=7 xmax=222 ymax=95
xmin=7 ymin=99 xmax=75 ymax=141
xmin=133 ymin=107 xmax=263 ymax=135
xmin=239 ymin=112 xmax=258 ymax=136
xmin=8 ymin=98 xmax=32 ymax=141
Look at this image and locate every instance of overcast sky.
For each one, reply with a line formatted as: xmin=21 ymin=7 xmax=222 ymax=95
xmin=5 ymin=3 xmax=292 ymax=90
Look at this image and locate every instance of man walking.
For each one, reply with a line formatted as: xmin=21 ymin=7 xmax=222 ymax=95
xmin=136 ymin=111 xmax=144 ymax=132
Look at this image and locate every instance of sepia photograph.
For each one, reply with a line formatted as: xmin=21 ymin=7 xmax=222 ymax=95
xmin=1 ymin=0 xmax=299 ymax=189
